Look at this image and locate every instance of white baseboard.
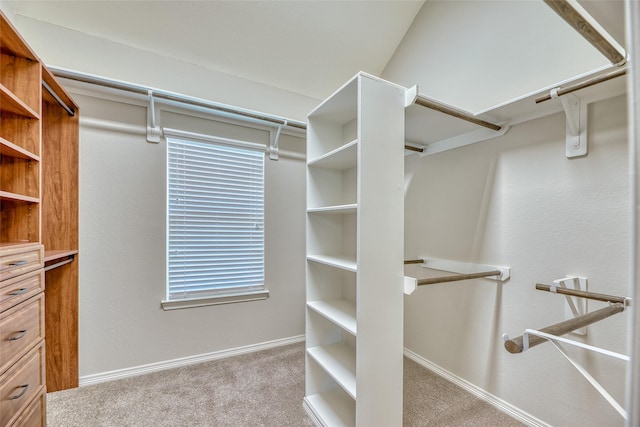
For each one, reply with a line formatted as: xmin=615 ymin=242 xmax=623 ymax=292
xmin=79 ymin=335 xmax=305 ymax=387
xmin=403 ymin=348 xmax=551 ymax=427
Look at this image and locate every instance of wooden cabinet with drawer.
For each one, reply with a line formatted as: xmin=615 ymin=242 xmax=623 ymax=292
xmin=0 ymin=341 xmax=45 ymax=426
xmin=0 ymin=244 xmax=45 ymax=427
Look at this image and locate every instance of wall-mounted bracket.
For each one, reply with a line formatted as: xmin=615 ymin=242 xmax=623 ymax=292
xmin=551 ymin=90 xmax=587 ymax=158
xmin=552 ymin=277 xmax=588 ymax=335
xmin=147 ymin=90 xmax=162 ymax=143
xmin=268 ymin=122 xmax=284 ymax=160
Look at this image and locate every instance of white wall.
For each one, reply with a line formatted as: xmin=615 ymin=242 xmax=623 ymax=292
xmin=0 ymin=11 xmax=314 ymax=377
xmin=74 ymin=91 xmax=308 ymax=377
xmin=386 ymin=2 xmax=630 ymax=426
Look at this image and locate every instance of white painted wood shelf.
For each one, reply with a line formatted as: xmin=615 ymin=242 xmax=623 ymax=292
xmin=305 ymin=72 xmax=404 ymax=427
xmin=307 ymin=300 xmax=357 ymax=335
xmin=307 ymin=343 xmax=357 ymax=399
xmin=307 ymin=254 xmax=357 ymax=272
xmin=304 ymin=389 xmax=355 ymax=427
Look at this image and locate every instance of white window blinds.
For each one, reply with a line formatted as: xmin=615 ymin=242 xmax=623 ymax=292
xmin=167 ymin=136 xmax=265 ymax=301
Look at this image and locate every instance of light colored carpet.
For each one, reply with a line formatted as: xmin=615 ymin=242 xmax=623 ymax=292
xmin=47 ymin=342 xmax=524 ymax=426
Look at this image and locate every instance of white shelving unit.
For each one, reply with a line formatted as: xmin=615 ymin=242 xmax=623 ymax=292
xmin=304 ymin=73 xmax=405 ymax=426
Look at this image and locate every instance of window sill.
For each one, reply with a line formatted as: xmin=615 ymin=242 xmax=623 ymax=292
xmin=161 ymin=289 xmax=269 ymax=311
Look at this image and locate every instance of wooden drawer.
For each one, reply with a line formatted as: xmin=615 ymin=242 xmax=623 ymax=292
xmin=0 ymin=341 xmax=45 ymax=427
xmin=10 ymin=386 xmax=45 ymax=427
xmin=0 ymin=245 xmax=43 ymax=282
xmin=0 ymin=269 xmax=44 ymax=314
xmin=0 ymin=294 xmax=44 ymax=375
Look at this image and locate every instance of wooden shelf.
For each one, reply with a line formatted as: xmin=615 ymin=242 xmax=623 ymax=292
xmin=0 ymin=190 xmax=39 ymax=204
xmin=0 ymin=137 xmax=40 ymax=161
xmin=307 ymin=299 xmax=357 ymax=335
xmin=0 ymin=83 xmax=40 ymax=119
xmin=308 ymin=343 xmax=357 ymax=399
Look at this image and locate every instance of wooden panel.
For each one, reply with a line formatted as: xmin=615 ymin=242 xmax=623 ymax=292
xmin=0 ymin=269 xmax=43 ymax=314
xmin=41 ymin=101 xmax=78 ymax=251
xmin=0 ymin=200 xmax=40 ymax=244
xmin=0 ymin=293 xmax=45 ymax=375
xmin=45 ymin=260 xmax=78 ymax=391
xmin=0 ymin=341 xmax=45 ymax=427
xmin=1 ymin=53 xmax=41 ymax=115
xmin=0 ymin=156 xmax=39 ymax=199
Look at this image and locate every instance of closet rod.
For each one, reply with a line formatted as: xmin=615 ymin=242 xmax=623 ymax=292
xmin=404 ymin=259 xmax=424 ymax=265
xmin=535 ymin=68 xmax=627 ymax=104
xmin=535 ymin=283 xmax=630 ymax=305
xmin=42 ymin=80 xmax=75 ymax=116
xmin=44 ymin=255 xmax=75 ymax=272
xmin=404 ymin=145 xmax=424 ymax=153
xmin=417 ymin=269 xmax=501 ymax=286
xmin=414 ymin=95 xmax=502 ymax=131
xmin=544 ymin=0 xmax=626 ymax=66
xmin=49 ymin=67 xmax=307 ymax=130
xmin=504 ymin=303 xmax=625 ymax=354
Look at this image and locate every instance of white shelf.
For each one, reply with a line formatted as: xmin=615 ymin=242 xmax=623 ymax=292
xmin=306 ymin=73 xmax=404 ymax=426
xmin=308 ymin=139 xmax=358 ymax=170
xmin=307 ymin=204 xmax=358 ymax=215
xmin=307 ymin=254 xmax=356 ymax=272
xmin=307 ymin=343 xmax=357 ymax=399
xmin=307 ymin=300 xmax=357 ymax=335
xmin=304 ymin=389 xmax=355 ymax=427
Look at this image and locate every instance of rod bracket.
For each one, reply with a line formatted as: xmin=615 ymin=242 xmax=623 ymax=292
xmin=550 ymin=90 xmax=587 ymax=158
xmin=147 ymin=90 xmax=162 ymax=144
xmin=552 ymin=277 xmax=588 ymax=335
xmin=268 ymin=122 xmax=284 ymax=160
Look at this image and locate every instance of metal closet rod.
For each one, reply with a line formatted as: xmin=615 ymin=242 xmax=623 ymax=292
xmin=417 ymin=270 xmax=502 ymax=286
xmin=42 ymin=80 xmax=75 ymax=116
xmin=535 ymin=283 xmax=631 ymax=305
xmin=504 ymin=302 xmax=625 ymax=354
xmin=535 ymin=68 xmax=627 ymax=104
xmin=50 ymin=68 xmax=307 ymax=130
xmin=544 ymin=0 xmax=626 ymax=66
xmin=414 ymin=95 xmax=502 ymax=131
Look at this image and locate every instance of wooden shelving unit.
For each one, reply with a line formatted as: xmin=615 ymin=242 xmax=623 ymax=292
xmin=304 ymin=73 xmax=405 ymax=426
xmin=1 ymin=13 xmax=80 ymax=417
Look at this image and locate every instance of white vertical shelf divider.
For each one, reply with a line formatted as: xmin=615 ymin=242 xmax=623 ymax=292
xmin=304 ymin=72 xmax=405 ymax=427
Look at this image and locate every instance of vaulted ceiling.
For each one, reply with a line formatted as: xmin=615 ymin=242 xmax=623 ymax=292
xmin=5 ymin=1 xmax=625 ymax=101
xmin=7 ymin=0 xmax=425 ymax=99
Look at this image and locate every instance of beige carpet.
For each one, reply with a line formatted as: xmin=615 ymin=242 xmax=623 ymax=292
xmin=47 ymin=342 xmax=524 ymax=426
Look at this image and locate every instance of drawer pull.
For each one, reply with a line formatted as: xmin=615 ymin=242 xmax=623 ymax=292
xmin=8 ymin=288 xmax=28 ymax=296
xmin=8 ymin=260 xmax=28 ymax=267
xmin=8 ymin=330 xmax=27 ymax=341
xmin=9 ymin=384 xmax=29 ymax=400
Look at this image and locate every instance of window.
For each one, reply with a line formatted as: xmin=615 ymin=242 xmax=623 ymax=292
xmin=163 ymin=135 xmax=267 ymax=310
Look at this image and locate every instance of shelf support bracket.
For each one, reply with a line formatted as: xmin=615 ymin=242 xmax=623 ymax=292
xmin=268 ymin=122 xmax=284 ymax=160
xmin=147 ymin=90 xmax=162 ymax=143
xmin=551 ymin=90 xmax=587 ymax=158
